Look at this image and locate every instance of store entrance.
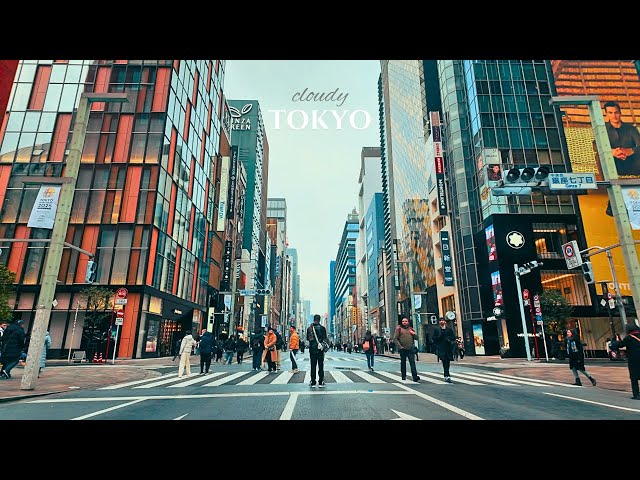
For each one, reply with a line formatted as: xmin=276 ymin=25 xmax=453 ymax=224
xmin=158 ymin=319 xmax=179 ymax=357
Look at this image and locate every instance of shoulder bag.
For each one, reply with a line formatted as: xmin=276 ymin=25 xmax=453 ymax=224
xmin=312 ymin=325 xmax=329 ymax=353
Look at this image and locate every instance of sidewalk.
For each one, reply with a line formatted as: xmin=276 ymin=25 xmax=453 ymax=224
xmin=0 ymin=352 xmax=633 ymax=403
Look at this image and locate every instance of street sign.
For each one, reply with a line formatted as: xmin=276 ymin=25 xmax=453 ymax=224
xmin=536 ymin=320 xmax=544 ymax=325
xmin=608 ymin=299 xmax=616 ymax=309
xmin=384 ymin=327 xmax=390 ymax=334
xmin=562 ymin=240 xmax=583 ymax=269
xmin=116 ymin=288 xmax=128 ymax=299
xmin=352 ymin=325 xmax=357 ymax=332
xmin=116 ymin=309 xmax=124 ymax=325
xmin=522 ymin=289 xmax=529 ymax=300
xmin=549 ymin=172 xmax=597 ymax=190
xmin=115 ymin=298 xmax=127 ymax=305
xmin=238 ymin=289 xmax=256 ymax=296
xmin=601 ymin=299 xmax=607 ymax=306
xmin=492 ymin=307 xmax=502 ymax=316
xmin=533 ymin=294 xmax=541 ymax=307
xmin=524 ymin=299 xmax=530 ymax=306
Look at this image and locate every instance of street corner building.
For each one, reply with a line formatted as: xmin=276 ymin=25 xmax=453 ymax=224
xmin=0 ymin=60 xmax=250 ymax=359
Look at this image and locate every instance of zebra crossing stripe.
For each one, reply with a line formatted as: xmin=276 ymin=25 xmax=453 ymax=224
xmin=270 ymin=371 xmax=295 ymax=385
xmin=375 ymin=371 xmax=446 ymax=384
xmin=451 ymin=372 xmax=521 ymax=385
xmin=418 ymin=371 xmax=483 ymax=385
xmin=329 ymin=370 xmax=354 ymax=383
xmin=136 ymin=373 xmax=198 ymax=388
xmin=236 ymin=371 xmax=269 ymax=385
xmin=99 ymin=373 xmax=178 ymax=390
xmin=471 ymin=370 xmax=579 ymax=387
xmin=304 ymin=370 xmax=312 ymax=384
xmin=350 ymin=370 xmax=385 ymax=383
xmin=459 ymin=371 xmax=551 ymax=387
xmin=202 ymin=372 xmax=248 ymax=386
xmin=169 ymin=372 xmax=225 ymax=387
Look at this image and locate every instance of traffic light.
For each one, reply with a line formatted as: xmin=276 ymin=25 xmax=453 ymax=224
xmin=504 ymin=166 xmax=550 ymax=186
xmin=581 ymin=261 xmax=595 ymax=284
xmin=85 ymin=260 xmax=97 ymax=283
xmin=522 ymin=260 xmax=543 ymax=270
xmin=255 ymin=288 xmax=271 ymax=295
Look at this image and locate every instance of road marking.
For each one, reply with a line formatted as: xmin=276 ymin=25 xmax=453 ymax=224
xmin=351 ymin=370 xmax=385 ymax=383
xmin=543 ymin=392 xmax=640 ymax=413
xmin=460 ymin=371 xmax=551 ymax=387
xmin=470 ymin=370 xmax=579 ymax=387
xmin=452 ymin=372 xmax=520 ymax=385
xmin=99 ymin=373 xmax=177 ymax=389
xmin=169 ymin=372 xmax=225 ymax=387
xmin=271 ymin=370 xmax=294 ymax=385
xmin=390 ymin=408 xmax=420 ymax=420
xmin=174 ymin=414 xmax=188 ymax=420
xmin=202 ymin=372 xmax=247 ymax=386
xmin=135 ymin=374 xmax=196 ymax=388
xmin=418 ymin=371 xmax=483 ymax=385
xmin=280 ymin=393 xmax=299 ymax=420
xmin=236 ymin=371 xmax=269 ymax=385
xmin=304 ymin=370 xmax=312 ymax=385
xmin=329 ymin=370 xmax=354 ymax=383
xmin=71 ymin=399 xmax=146 ymax=420
xmin=376 ymin=370 xmax=445 ymax=384
xmin=394 ymin=383 xmax=484 ymax=420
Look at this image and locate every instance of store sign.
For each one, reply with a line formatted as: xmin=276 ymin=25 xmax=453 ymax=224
xmin=220 ymin=240 xmax=233 ymax=291
xmin=227 ymin=146 xmax=239 ymax=218
xmin=440 ymin=230 xmax=454 ymax=286
xmin=216 ymin=156 xmax=230 ymax=231
xmin=230 ymin=103 xmax=253 ymax=131
xmin=27 ymin=185 xmax=61 ymax=229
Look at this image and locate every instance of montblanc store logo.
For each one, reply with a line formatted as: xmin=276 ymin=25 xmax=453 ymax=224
xmin=230 ymin=104 xmax=253 ymax=131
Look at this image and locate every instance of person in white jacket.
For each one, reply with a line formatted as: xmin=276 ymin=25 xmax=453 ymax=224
xmin=178 ymin=331 xmax=196 ymax=378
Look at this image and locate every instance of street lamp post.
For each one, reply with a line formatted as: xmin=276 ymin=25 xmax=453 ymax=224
xmin=514 ymin=261 xmax=543 ymax=362
xmin=550 ymin=96 xmax=640 ymax=321
xmin=20 ymin=93 xmax=128 ymax=391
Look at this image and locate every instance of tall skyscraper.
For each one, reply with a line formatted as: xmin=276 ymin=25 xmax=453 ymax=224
xmin=365 ymin=193 xmax=385 ymax=333
xmin=328 ymin=259 xmax=336 ymax=337
xmin=286 ymin=247 xmax=299 ymax=320
xmin=267 ymin=198 xmax=287 ymax=329
xmin=0 ymin=60 xmax=230 ymax=359
xmin=333 ymin=209 xmax=359 ymax=344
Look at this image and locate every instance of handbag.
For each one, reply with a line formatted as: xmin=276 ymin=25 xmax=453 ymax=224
xmin=311 ymin=324 xmax=329 ymax=353
xmin=363 ymin=341 xmax=370 ymax=351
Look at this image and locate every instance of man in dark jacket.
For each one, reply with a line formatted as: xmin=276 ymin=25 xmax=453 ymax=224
xmin=198 ymin=330 xmax=215 ymax=374
xmin=251 ymin=329 xmax=265 ymax=371
xmin=393 ymin=317 xmax=420 ymax=382
xmin=432 ymin=317 xmax=455 ymax=383
xmin=0 ymin=319 xmax=26 ymax=379
xmin=307 ymin=314 xmax=328 ymax=387
xmin=610 ymin=322 xmax=640 ymax=399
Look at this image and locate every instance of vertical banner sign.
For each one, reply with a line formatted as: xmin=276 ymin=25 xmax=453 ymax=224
xmin=440 ymin=230 xmax=454 ymax=286
xmin=621 ymin=186 xmax=640 ymax=230
xmin=28 ymin=185 xmax=62 ymax=229
xmin=220 ymin=240 xmax=233 ymax=291
xmin=431 ymin=111 xmax=448 ymax=216
xmin=392 ymin=239 xmax=400 ymax=291
xmin=216 ymin=155 xmax=230 ymax=231
xmin=227 ymin=146 xmax=238 ymax=219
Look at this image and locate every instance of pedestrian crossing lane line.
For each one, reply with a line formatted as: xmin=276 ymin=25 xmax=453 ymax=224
xmin=470 ymin=370 xmax=580 ymax=387
xmin=376 ymin=370 xmax=446 ymax=384
xmin=350 ymin=370 xmax=385 ymax=383
xmin=99 ymin=373 xmax=179 ymax=390
xmin=169 ymin=372 xmax=225 ymax=387
xmin=236 ymin=371 xmax=269 ymax=385
xmin=458 ymin=371 xmax=552 ymax=387
xmin=304 ymin=370 xmax=312 ymax=385
xmin=451 ymin=371 xmax=523 ymax=386
xmin=203 ymin=371 xmax=248 ymax=386
xmin=270 ymin=370 xmax=295 ymax=384
xmin=418 ymin=371 xmax=483 ymax=385
xmin=329 ymin=370 xmax=354 ymax=383
xmin=135 ymin=373 xmax=202 ymax=388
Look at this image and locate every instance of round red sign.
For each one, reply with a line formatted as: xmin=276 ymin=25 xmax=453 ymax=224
xmin=116 ymin=310 xmax=124 ymax=318
xmin=523 ymin=289 xmax=530 ymax=300
xmin=116 ymin=288 xmax=128 ymax=299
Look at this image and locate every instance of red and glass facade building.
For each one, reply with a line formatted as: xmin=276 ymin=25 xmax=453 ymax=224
xmin=0 ymin=60 xmax=231 ymax=358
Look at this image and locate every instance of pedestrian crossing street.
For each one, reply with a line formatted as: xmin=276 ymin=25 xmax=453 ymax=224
xmin=99 ymin=367 xmax=578 ymax=390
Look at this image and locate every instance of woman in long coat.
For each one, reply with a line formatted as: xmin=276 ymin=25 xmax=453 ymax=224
xmin=263 ymin=327 xmax=278 ymax=373
xmin=609 ymin=322 xmax=640 ymax=399
xmin=566 ymin=328 xmax=597 ymax=387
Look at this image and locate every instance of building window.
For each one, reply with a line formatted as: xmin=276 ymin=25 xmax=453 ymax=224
xmin=532 ymin=223 xmax=566 ymax=259
xmin=541 ymin=270 xmax=591 ymax=306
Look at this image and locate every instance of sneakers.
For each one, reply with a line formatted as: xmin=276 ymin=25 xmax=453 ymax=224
xmin=318 ymin=381 xmax=326 ymax=388
xmin=290 ymin=369 xmax=299 ymax=373
xmin=200 ymin=372 xmax=205 ymax=375
xmin=309 ymin=381 xmax=316 ymax=387
xmin=369 ymin=367 xmax=374 ymax=372
xmin=632 ymin=395 xmax=640 ymax=400
xmin=445 ymin=377 xmax=452 ymax=383
xmin=590 ymin=377 xmax=597 ymax=387
xmin=412 ymin=376 xmax=421 ymax=382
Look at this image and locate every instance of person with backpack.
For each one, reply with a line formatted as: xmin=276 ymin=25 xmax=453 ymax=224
xmin=223 ymin=336 xmax=236 ymax=365
xmin=363 ymin=330 xmax=377 ymax=371
xmin=235 ymin=334 xmax=247 ymax=365
xmin=609 ymin=322 xmax=640 ymax=399
xmin=251 ymin=328 xmax=265 ymax=371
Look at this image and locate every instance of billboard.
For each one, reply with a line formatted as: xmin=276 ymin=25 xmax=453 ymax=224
xmin=553 ymin=60 xmax=640 ymax=297
xmin=473 ymin=323 xmax=485 ymax=355
xmin=486 ymin=224 xmax=497 ymax=262
xmin=491 ymin=270 xmax=503 ymax=306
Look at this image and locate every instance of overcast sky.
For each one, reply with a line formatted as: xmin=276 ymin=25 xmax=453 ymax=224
xmin=224 ymin=60 xmax=381 ymax=316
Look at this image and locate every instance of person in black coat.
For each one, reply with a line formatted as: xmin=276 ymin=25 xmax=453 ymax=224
xmin=609 ymin=322 xmax=640 ymax=399
xmin=432 ymin=317 xmax=455 ymax=383
xmin=235 ymin=335 xmax=248 ymax=365
xmin=197 ymin=330 xmax=215 ymax=374
xmin=566 ymin=328 xmax=597 ymax=387
xmin=0 ymin=319 xmax=26 ymax=379
xmin=251 ymin=329 xmax=265 ymax=371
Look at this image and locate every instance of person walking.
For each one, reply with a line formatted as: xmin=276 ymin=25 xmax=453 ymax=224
xmin=251 ymin=328 xmax=265 ymax=371
xmin=263 ymin=326 xmax=278 ymax=373
xmin=432 ymin=317 xmax=455 ymax=383
xmin=274 ymin=328 xmax=284 ymax=371
xmin=289 ymin=325 xmax=300 ymax=373
xmin=236 ymin=335 xmax=247 ymax=364
xmin=198 ymin=329 xmax=215 ymax=374
xmin=223 ymin=335 xmax=236 ymax=365
xmin=566 ymin=327 xmax=597 ymax=387
xmin=177 ymin=330 xmax=196 ymax=378
xmin=38 ymin=330 xmax=51 ymax=377
xmin=0 ymin=319 xmax=26 ymax=379
xmin=307 ymin=314 xmax=328 ymax=387
xmin=393 ymin=317 xmax=420 ymax=382
xmin=363 ymin=330 xmax=377 ymax=371
xmin=609 ymin=322 xmax=640 ymax=399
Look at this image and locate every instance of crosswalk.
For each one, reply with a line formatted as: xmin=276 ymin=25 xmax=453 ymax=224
xmin=100 ymin=368 xmax=578 ymax=390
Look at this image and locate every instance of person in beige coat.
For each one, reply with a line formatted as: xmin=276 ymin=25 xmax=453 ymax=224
xmin=178 ymin=331 xmax=196 ymax=378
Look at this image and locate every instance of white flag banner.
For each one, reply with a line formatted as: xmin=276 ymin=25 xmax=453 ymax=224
xmin=621 ymin=187 xmax=640 ymax=230
xmin=414 ymin=294 xmax=422 ymax=310
xmin=27 ymin=185 xmax=61 ymax=229
xmin=224 ymin=294 xmax=232 ymax=310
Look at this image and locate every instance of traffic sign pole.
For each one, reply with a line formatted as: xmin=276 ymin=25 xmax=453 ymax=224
xmin=112 ymin=324 xmax=121 ymax=365
xmin=530 ymin=295 xmax=539 ymax=360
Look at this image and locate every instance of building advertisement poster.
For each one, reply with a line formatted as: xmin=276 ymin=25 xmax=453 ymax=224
xmin=622 ymin=186 xmax=640 ymax=230
xmin=491 ymin=270 xmax=503 ymax=306
xmin=552 ymin=60 xmax=640 ymax=296
xmin=473 ymin=323 xmax=485 ymax=355
xmin=486 ymin=224 xmax=497 ymax=261
xmin=216 ymin=155 xmax=230 ymax=232
xmin=440 ymin=230 xmax=454 ymax=286
xmin=27 ymin=185 xmax=61 ymax=229
xmin=227 ymin=146 xmax=238 ymax=219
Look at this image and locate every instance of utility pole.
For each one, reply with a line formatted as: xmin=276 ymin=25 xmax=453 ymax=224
xmin=514 ymin=264 xmax=532 ymax=362
xmin=20 ymin=93 xmax=128 ymax=391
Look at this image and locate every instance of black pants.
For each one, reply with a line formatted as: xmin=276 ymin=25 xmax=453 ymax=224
xmin=399 ymin=349 xmax=418 ymax=380
xmin=200 ymin=353 xmax=212 ymax=373
xmin=441 ymin=358 xmax=451 ymax=377
xmin=310 ymin=352 xmax=324 ymax=383
xmin=266 ymin=353 xmax=276 ymax=372
xmin=237 ymin=351 xmax=244 ymax=364
xmin=290 ymin=349 xmax=298 ymax=370
xmin=630 ymin=367 xmax=639 ymax=397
